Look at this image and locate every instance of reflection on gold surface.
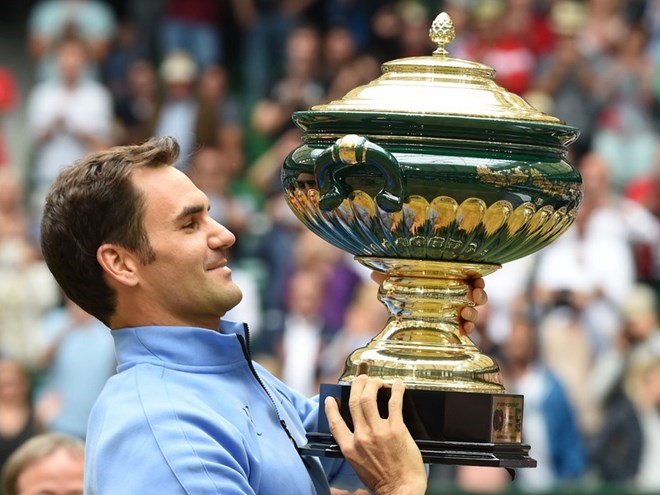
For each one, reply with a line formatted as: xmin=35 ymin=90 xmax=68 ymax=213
xmin=333 ymin=133 xmax=367 ymax=165
xmin=507 ymin=203 xmax=536 ymax=236
xmin=340 ymin=258 xmax=504 ymax=392
xmin=483 ymin=200 xmax=512 ymax=235
xmin=431 ymin=196 xmax=458 ymax=232
xmin=457 ymin=198 xmax=486 ymax=233
xmin=286 ymin=186 xmax=578 ymax=262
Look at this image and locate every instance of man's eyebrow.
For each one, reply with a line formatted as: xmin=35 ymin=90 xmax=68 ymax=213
xmin=175 ymin=204 xmax=210 ymax=221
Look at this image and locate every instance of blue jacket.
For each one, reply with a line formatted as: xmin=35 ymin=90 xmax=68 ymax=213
xmin=84 ymin=320 xmax=360 ymax=494
xmin=541 ymin=371 xmax=586 ymax=480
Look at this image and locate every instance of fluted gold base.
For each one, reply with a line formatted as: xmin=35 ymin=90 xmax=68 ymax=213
xmin=340 ymin=258 xmax=505 ymax=393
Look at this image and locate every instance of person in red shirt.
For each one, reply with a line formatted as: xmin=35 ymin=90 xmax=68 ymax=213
xmin=0 ymin=68 xmax=18 ymax=166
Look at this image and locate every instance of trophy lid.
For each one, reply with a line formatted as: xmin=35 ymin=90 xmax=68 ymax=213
xmin=311 ymin=12 xmax=561 ymax=124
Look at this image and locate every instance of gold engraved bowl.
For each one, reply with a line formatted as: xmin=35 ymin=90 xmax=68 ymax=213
xmin=281 ymin=13 xmax=582 ymax=393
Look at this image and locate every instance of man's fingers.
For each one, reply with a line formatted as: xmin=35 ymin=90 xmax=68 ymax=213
xmin=387 ymin=379 xmax=405 ymax=424
xmin=469 ymin=277 xmax=487 ymax=306
xmin=360 ymin=377 xmax=385 ymax=424
xmin=461 ymin=320 xmax=475 ymax=336
xmin=457 ymin=277 xmax=486 ymax=335
xmin=348 ymin=374 xmax=368 ymax=427
xmin=472 ymin=287 xmax=488 ymax=306
xmin=460 ymin=305 xmax=479 ymax=323
xmin=325 ymin=396 xmax=353 ymax=446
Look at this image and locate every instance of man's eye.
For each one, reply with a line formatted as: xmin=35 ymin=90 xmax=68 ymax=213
xmin=183 ymin=221 xmax=198 ymax=230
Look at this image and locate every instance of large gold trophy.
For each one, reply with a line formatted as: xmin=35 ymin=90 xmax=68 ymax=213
xmin=282 ymin=13 xmax=582 ymax=468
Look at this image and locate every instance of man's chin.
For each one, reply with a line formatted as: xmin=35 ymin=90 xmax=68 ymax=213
xmin=225 ymin=285 xmax=243 ymax=309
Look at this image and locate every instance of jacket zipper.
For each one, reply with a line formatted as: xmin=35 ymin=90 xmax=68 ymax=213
xmin=236 ymin=323 xmax=299 ymax=451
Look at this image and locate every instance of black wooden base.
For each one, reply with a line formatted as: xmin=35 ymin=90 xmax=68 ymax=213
xmin=301 ymin=433 xmax=536 ymax=468
xmin=303 ymin=383 xmax=537 ymax=469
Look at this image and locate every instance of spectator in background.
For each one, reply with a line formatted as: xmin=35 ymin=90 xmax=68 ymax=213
xmin=626 ymin=146 xmax=660 ymax=281
xmin=592 ymin=22 xmax=658 ymax=192
xmin=250 ymin=23 xmax=325 ymax=141
xmin=501 ymin=315 xmax=587 ymax=491
xmin=319 ymin=24 xmax=358 ymax=95
xmin=627 ymin=144 xmax=660 ymax=220
xmin=645 ymin=0 xmax=660 ymax=64
xmin=322 ymin=0 xmax=372 ymax=52
xmin=625 ymin=356 xmax=660 ymax=492
xmin=151 ymin=50 xmax=199 ymax=170
xmin=0 ymin=68 xmax=18 ymax=167
xmin=26 ymin=35 xmax=113 ymax=225
xmin=477 ymin=255 xmax=537 ymax=351
xmin=27 ymin=0 xmax=117 ymax=81
xmin=366 ymin=1 xmax=404 ymax=63
xmin=291 ymin=230 xmax=363 ymax=332
xmin=533 ymin=152 xmax=639 ymax=354
xmin=533 ymin=152 xmax=648 ymax=435
xmin=246 ymin=157 xmax=307 ymax=312
xmin=0 ymin=359 xmax=40 ymax=471
xmin=113 ymin=59 xmax=158 ymax=146
xmin=195 ymin=64 xmax=245 ymax=171
xmin=233 ymin=0 xmax=319 ymax=104
xmin=581 ymin=0 xmax=628 ymax=58
xmin=591 ymin=355 xmax=660 ymax=491
xmin=102 ymin=20 xmax=146 ymax=100
xmin=187 ymin=146 xmax=251 ymax=236
xmin=589 ymin=283 xmax=660 ymax=410
xmin=486 ymin=0 xmax=542 ymax=96
xmin=319 ymin=281 xmax=389 ymax=385
xmin=270 ymin=268 xmax=332 ymax=397
xmin=396 ymin=1 xmax=434 ymax=58
xmin=531 ymin=0 xmax=600 ymax=157
xmin=577 ymin=151 xmax=660 ymax=282
xmin=1 ymin=433 xmax=84 ymax=495
xmin=0 ymin=169 xmax=59 ymax=368
xmin=159 ymin=0 xmax=227 ymax=69
xmin=34 ymin=299 xmax=115 ymax=440
xmin=324 ymin=47 xmax=381 ymax=104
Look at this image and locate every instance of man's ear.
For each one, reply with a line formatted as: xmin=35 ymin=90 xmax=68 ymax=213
xmin=97 ymin=244 xmax=140 ymax=287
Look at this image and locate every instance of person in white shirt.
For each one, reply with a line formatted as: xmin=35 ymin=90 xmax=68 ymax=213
xmin=26 ymin=35 xmax=113 ymax=221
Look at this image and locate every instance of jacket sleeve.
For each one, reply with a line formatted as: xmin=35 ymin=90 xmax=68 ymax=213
xmin=544 ymin=373 xmax=587 ymax=480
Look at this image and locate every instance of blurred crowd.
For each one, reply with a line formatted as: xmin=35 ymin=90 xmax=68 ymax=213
xmin=0 ymin=0 xmax=659 ymax=493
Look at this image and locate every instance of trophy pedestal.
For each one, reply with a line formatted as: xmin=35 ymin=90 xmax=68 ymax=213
xmin=301 ymin=384 xmax=536 ymax=469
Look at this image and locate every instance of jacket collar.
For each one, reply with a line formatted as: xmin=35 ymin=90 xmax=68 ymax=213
xmin=112 ymin=320 xmax=248 ymax=370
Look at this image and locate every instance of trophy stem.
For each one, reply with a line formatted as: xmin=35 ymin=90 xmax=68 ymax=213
xmin=340 ymin=258 xmax=505 ymax=393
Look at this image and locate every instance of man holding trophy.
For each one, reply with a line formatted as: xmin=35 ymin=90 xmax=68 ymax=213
xmin=40 ymin=135 xmax=486 ymax=494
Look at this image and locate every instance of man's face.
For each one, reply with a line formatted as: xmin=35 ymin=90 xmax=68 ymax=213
xmin=16 ymin=448 xmax=84 ymax=495
xmin=56 ymin=42 xmax=86 ymax=84
xmin=129 ymin=166 xmax=242 ymax=329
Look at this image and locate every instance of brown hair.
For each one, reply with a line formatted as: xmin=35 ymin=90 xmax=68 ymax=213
xmin=1 ymin=433 xmax=85 ymax=495
xmin=40 ymin=137 xmax=180 ymax=325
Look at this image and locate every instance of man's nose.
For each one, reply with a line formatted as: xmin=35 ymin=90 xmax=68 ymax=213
xmin=209 ymin=220 xmax=236 ymax=249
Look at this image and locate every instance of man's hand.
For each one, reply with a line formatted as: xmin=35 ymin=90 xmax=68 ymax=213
xmin=460 ymin=276 xmax=487 ymax=335
xmin=325 ymin=376 xmax=426 ymax=495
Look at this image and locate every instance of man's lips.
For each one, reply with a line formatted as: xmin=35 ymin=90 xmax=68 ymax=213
xmin=206 ymin=260 xmax=229 ymax=271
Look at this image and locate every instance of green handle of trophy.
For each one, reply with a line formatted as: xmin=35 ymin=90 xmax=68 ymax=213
xmin=314 ymin=134 xmax=405 ymax=212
